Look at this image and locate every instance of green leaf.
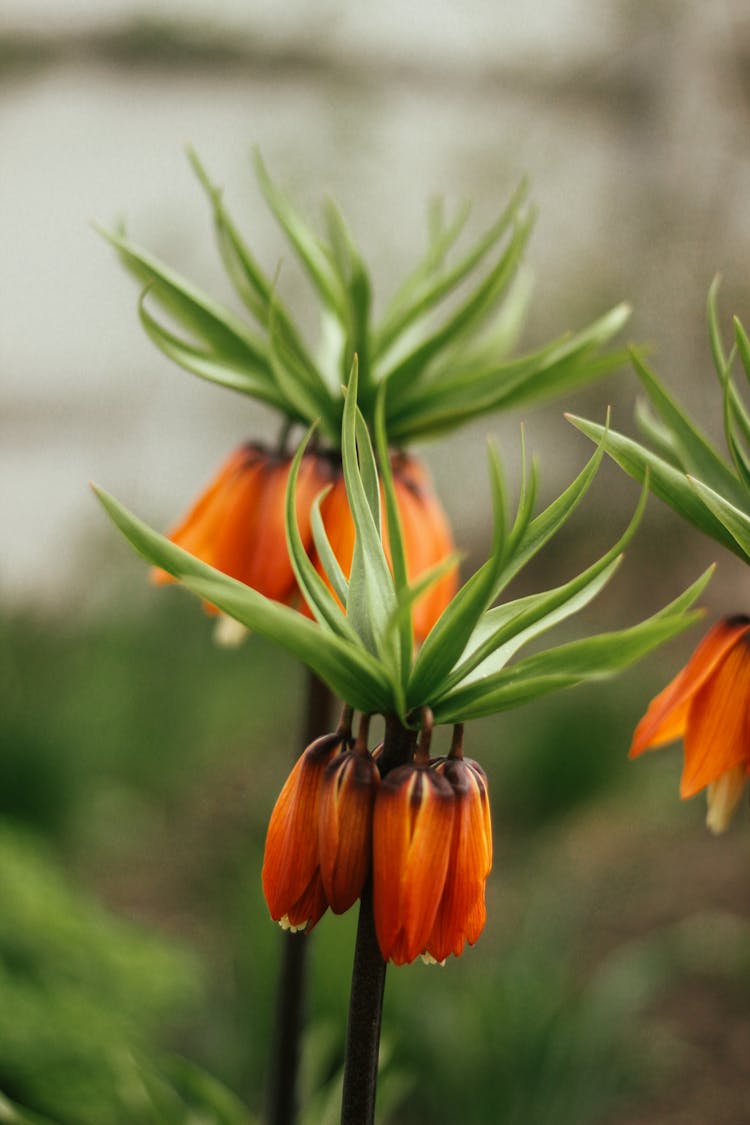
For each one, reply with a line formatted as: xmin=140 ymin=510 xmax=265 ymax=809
xmin=387 ymin=304 xmax=630 ymax=442
xmin=377 ymin=199 xmax=473 ymax=337
xmin=634 ymin=398 xmax=683 ymax=468
xmin=406 ymin=444 xmax=508 ymax=706
xmin=567 ymin=414 xmax=745 ymax=559
xmin=445 ymin=477 xmax=647 ymax=690
xmin=631 ymin=347 xmax=745 ymax=507
xmin=491 ymin=429 xmax=607 ymax=598
xmin=382 ymin=214 xmax=534 ymax=402
xmin=686 ymin=475 xmax=750 ymax=561
xmin=340 ymin=364 xmax=400 ymax=680
xmin=283 ymin=431 xmax=361 ymax=642
xmin=707 ymin=275 xmax=731 ymax=379
xmin=432 ymin=568 xmax=712 ymax=722
xmin=374 ymin=387 xmax=413 ymax=680
xmin=310 ymin=491 xmax=350 ymax=607
xmin=93 ymin=485 xmax=392 ymax=714
xmin=267 ymin=294 xmax=338 ymax=437
xmin=323 ymin=197 xmax=372 ymax=391
xmin=734 ymin=315 xmax=750 ymax=386
xmin=138 ymin=293 xmax=288 ymax=410
xmin=373 ymin=179 xmax=528 ymax=359
xmin=98 ymin=224 xmax=270 ymax=369
xmin=252 ymin=149 xmax=346 ymax=319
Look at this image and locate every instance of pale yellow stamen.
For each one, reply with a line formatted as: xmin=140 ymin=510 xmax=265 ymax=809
xmin=213 ymin=614 xmax=249 ymax=648
xmin=278 ymin=915 xmax=308 ymax=933
xmin=706 ymin=764 xmax=746 ymax=834
xmin=419 ymin=952 xmax=446 ymax=967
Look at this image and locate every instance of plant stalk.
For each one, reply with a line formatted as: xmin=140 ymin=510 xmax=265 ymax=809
xmin=340 ymin=715 xmax=416 ymax=1125
xmin=266 ymin=670 xmax=334 ymax=1125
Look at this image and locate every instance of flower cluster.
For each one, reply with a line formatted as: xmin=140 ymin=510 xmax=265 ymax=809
xmin=262 ymin=716 xmax=492 ymax=965
xmin=153 ymin=442 xmax=457 ymax=644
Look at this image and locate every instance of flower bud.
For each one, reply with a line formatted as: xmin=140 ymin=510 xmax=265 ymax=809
xmin=318 ymin=749 xmax=380 ymax=914
xmin=262 ymin=731 xmax=344 ymax=933
xmin=424 ymin=757 xmax=493 ymax=963
xmin=373 ymin=763 xmax=455 ymax=965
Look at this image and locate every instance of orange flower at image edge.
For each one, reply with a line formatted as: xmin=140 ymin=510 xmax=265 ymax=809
xmin=152 ymin=443 xmax=458 ymax=643
xmin=630 ymin=615 xmax=750 ymax=833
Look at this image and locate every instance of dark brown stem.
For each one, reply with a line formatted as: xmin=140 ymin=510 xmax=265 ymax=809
xmin=340 ymin=714 xmax=415 ymax=1125
xmin=341 ymin=881 xmax=386 ymax=1125
xmin=266 ymin=671 xmax=334 ymax=1125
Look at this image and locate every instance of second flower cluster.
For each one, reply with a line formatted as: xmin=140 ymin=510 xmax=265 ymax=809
xmin=262 ymin=716 xmax=493 ymax=965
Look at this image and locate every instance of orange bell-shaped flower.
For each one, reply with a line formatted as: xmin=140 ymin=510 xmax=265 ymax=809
xmin=262 ymin=730 xmax=346 ymax=932
xmin=318 ymin=743 xmax=380 ymax=914
xmin=630 ymin=615 xmax=750 ymax=833
xmin=152 ymin=443 xmax=330 ymax=606
xmin=425 ymin=746 xmax=493 ymax=963
xmin=311 ymin=451 xmax=458 ymax=643
xmin=372 ymin=762 xmax=455 ymax=965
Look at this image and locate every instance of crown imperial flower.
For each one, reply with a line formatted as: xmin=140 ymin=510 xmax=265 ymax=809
xmin=372 ymin=754 xmax=456 ymax=966
xmin=318 ymin=726 xmax=380 ymax=915
xmin=262 ymin=729 xmax=348 ymax=932
xmin=425 ymin=730 xmax=493 ymax=964
xmin=630 ymin=616 xmax=750 ymax=833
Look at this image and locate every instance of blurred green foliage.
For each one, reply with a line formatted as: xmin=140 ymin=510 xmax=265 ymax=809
xmin=2 ymin=594 xmax=750 ymax=1122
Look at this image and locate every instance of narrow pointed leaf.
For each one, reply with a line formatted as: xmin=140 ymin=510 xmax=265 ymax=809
xmin=374 ymin=180 xmax=528 ymax=358
xmin=568 ymin=414 xmax=745 ymax=559
xmin=93 ymin=486 xmax=392 ymax=713
xmin=631 ymin=348 xmax=745 ymax=505
xmin=310 ymin=490 xmax=350 ymax=606
xmin=735 ymin=316 xmax=750 ymax=385
xmin=407 ymin=445 xmax=507 ymax=705
xmin=634 ymin=398 xmax=682 ymax=468
xmin=432 ymin=568 xmax=712 ymax=722
xmin=490 ymin=430 xmax=607 ymax=599
xmin=252 ymin=149 xmax=345 ymax=317
xmin=283 ymin=431 xmax=361 ymax=641
xmin=686 ymin=475 xmax=750 ymax=560
xmin=382 ymin=216 xmax=534 ymax=401
xmin=138 ymin=294 xmax=287 ymax=409
xmin=374 ymin=387 xmax=413 ymax=678
xmin=378 ymin=199 xmax=473 ymax=334
xmin=340 ymin=364 xmax=399 ymax=668
xmin=447 ymin=477 xmax=647 ymax=689
xmin=98 ymin=225 xmax=269 ymax=366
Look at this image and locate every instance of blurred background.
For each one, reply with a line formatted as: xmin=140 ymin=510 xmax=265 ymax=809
xmin=3 ymin=1 xmax=750 ymax=1122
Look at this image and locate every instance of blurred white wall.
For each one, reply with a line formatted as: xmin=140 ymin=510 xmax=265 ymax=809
xmin=2 ymin=0 xmax=750 ymax=606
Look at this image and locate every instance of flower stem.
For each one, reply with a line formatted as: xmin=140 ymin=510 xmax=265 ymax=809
xmin=340 ymin=715 xmax=416 ymax=1125
xmin=266 ymin=671 xmax=334 ymax=1125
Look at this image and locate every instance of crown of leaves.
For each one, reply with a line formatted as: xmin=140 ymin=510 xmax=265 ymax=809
xmin=99 ymin=150 xmax=630 ymax=449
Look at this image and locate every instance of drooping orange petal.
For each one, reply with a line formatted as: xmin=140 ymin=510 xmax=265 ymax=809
xmin=426 ymin=759 xmax=492 ymax=962
xmin=262 ymin=732 xmax=342 ymax=931
xmin=679 ymin=636 xmax=750 ymax=797
xmin=152 ymin=445 xmax=265 ymax=585
xmin=281 ymin=871 xmax=329 ymax=933
xmin=629 ymin=617 xmax=750 ymax=757
xmin=373 ymin=765 xmax=455 ymax=965
xmin=318 ymin=750 xmax=379 ymax=914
